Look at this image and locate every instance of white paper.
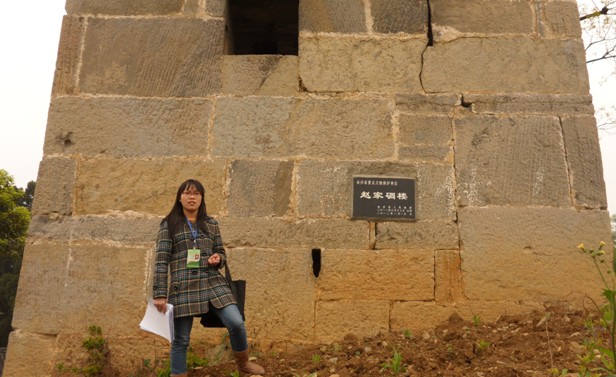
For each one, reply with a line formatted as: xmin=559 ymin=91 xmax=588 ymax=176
xmin=139 ymin=299 xmax=174 ymax=343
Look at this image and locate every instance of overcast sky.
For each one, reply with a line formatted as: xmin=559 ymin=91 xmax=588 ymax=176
xmin=1 ymin=0 xmax=615 ymax=214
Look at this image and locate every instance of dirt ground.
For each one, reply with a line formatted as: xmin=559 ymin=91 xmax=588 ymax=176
xmin=190 ymin=303 xmax=607 ymax=377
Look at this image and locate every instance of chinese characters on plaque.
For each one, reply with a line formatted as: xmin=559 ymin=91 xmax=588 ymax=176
xmin=352 ymin=176 xmax=416 ymax=221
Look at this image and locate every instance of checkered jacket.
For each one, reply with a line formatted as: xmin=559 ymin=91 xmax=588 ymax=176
xmin=153 ymin=218 xmax=236 ymax=318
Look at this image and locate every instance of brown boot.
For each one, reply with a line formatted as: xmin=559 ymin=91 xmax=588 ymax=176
xmin=171 ymin=374 xmax=187 ymax=377
xmin=234 ymin=350 xmax=265 ymax=376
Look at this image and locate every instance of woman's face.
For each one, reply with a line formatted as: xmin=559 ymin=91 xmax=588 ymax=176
xmin=179 ymin=184 xmax=203 ymax=213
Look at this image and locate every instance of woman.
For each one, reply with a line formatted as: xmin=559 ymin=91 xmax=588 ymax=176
xmin=152 ymin=179 xmax=265 ymax=377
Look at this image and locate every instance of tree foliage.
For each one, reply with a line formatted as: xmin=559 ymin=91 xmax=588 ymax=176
xmin=578 ymin=0 xmax=616 ymax=130
xmin=0 ymin=169 xmax=32 ymax=347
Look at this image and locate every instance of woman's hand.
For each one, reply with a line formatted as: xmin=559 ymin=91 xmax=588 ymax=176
xmin=153 ymin=297 xmax=167 ymax=313
xmin=207 ymin=253 xmax=221 ymax=267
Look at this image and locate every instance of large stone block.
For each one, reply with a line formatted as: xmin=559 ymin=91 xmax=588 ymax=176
xmin=45 ymin=97 xmax=212 ymax=157
xmin=315 ymin=300 xmax=390 ymax=342
xmin=13 ymin=241 xmax=149 ymax=334
xmin=459 ymin=207 xmax=611 ymax=302
xmin=398 ymin=114 xmax=453 ymax=162
xmin=73 ymin=158 xmax=226 ymax=215
xmin=430 ymin=0 xmax=534 ymax=41
xmin=31 ymin=157 xmax=76 ymax=216
xmin=435 ymin=249 xmax=464 ymax=303
xmin=300 ymin=35 xmax=427 ymax=93
xmin=222 ymin=55 xmax=299 ymax=96
xmin=422 ymin=38 xmax=589 ymax=94
xmin=561 ymin=116 xmax=607 ymax=209
xmin=461 ymin=94 xmax=595 ymax=115
xmin=390 ymin=301 xmax=545 ymax=332
xmin=3 ymin=330 xmax=56 ymax=377
xmin=28 ymin=215 xmax=161 ymax=243
xmin=66 ymin=0 xmax=184 ymax=15
xmin=297 ymin=161 xmax=455 ymax=220
xmin=398 ymin=114 xmax=452 ymax=146
xmin=80 ymin=18 xmax=223 ymax=96
xmin=299 ymin=0 xmax=367 ymax=33
xmin=539 ymin=1 xmax=583 ymax=38
xmin=206 ymin=0 xmax=226 ymax=17
xmin=212 ymin=97 xmax=394 ymax=159
xmin=52 ymin=16 xmax=84 ymax=95
xmin=375 ymin=220 xmax=459 ymax=250
xmin=228 ymin=248 xmax=316 ymax=341
xmin=227 ymin=160 xmax=294 ymax=217
xmin=371 ymin=0 xmax=428 ymax=34
xmin=53 ymin=331 xmax=168 ymax=375
xmin=454 ymin=114 xmax=571 ymax=207
xmin=219 ymin=217 xmax=370 ymax=249
xmin=317 ymin=249 xmax=434 ymax=301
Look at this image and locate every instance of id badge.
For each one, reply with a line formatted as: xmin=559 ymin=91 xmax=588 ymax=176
xmin=187 ymin=248 xmax=201 ymax=268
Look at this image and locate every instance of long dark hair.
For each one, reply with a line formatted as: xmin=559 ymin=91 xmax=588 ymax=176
xmin=163 ymin=179 xmax=211 ymax=237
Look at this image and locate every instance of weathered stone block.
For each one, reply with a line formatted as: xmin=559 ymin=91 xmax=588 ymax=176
xmin=371 ymin=0 xmax=428 ymax=34
xmin=561 ymin=116 xmax=607 ymax=209
xmin=454 ymin=115 xmax=571 ymax=207
xmin=398 ymin=145 xmax=453 ymax=163
xmin=228 ymin=160 xmax=294 ymax=217
xmin=398 ymin=114 xmax=452 ymax=146
xmin=396 ymin=93 xmax=461 ymax=114
xmin=53 ymin=331 xmax=168 ymax=374
xmin=183 ymin=0 xmax=201 ymax=16
xmin=80 ymin=18 xmax=223 ymax=96
xmin=315 ymin=300 xmax=389 ymax=342
xmin=299 ymin=0 xmax=366 ymax=33
xmin=52 ymin=16 xmax=84 ymax=95
xmin=219 ymin=218 xmax=370 ymax=249
xmin=13 ymin=241 xmax=149 ymax=334
xmin=297 ymin=161 xmax=455 ymax=220
xmin=375 ymin=220 xmax=459 ymax=250
xmin=31 ymin=157 xmax=76 ymax=216
xmin=459 ymin=207 xmax=611 ymax=302
xmin=540 ymin=1 xmax=583 ymax=38
xmin=213 ymin=97 xmax=394 ymax=159
xmin=228 ymin=248 xmax=316 ymax=341
xmin=4 ymin=330 xmax=56 ymax=377
xmin=422 ymin=38 xmax=589 ymax=94
xmin=66 ymin=0 xmax=183 ymax=15
xmin=45 ymin=97 xmax=212 ymax=157
xmin=317 ymin=249 xmax=434 ymax=301
xmin=390 ymin=301 xmax=545 ymax=331
xmin=435 ymin=249 xmax=464 ymax=303
xmin=398 ymin=114 xmax=452 ymax=162
xmin=222 ymin=55 xmax=299 ymax=96
xmin=74 ymin=158 xmax=226 ymax=215
xmin=461 ymin=93 xmax=595 ymax=115
xmin=206 ymin=0 xmax=226 ymax=17
xmin=300 ymin=35 xmax=427 ymax=93
xmin=28 ymin=215 xmax=161 ymax=243
xmin=430 ymin=0 xmax=534 ymax=41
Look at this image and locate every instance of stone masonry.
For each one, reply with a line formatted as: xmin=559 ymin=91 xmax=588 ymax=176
xmin=4 ymin=0 xmax=613 ymax=374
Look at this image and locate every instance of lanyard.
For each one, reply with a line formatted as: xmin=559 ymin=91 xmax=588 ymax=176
xmin=185 ymin=217 xmax=198 ymax=248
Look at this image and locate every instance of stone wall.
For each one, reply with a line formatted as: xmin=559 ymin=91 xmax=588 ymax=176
xmin=4 ymin=0 xmax=613 ymax=375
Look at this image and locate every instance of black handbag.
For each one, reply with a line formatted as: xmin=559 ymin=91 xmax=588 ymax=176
xmin=200 ymin=263 xmax=246 ymax=328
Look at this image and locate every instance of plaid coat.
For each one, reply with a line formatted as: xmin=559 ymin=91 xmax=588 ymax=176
xmin=153 ymin=217 xmax=236 ymax=318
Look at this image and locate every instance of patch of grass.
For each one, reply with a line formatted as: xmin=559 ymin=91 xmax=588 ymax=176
xmin=380 ymin=348 xmax=403 ymax=376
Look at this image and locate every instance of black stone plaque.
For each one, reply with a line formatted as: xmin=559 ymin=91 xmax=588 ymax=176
xmin=352 ymin=176 xmax=416 ymax=221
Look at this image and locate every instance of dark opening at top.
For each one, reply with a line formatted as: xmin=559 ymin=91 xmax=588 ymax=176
xmin=226 ymin=0 xmax=299 ymax=55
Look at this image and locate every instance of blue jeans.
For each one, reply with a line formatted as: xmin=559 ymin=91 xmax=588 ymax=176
xmin=170 ymin=304 xmax=248 ymax=374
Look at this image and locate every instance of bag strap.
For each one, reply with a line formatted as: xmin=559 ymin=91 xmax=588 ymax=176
xmin=223 ymin=261 xmax=233 ymax=283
